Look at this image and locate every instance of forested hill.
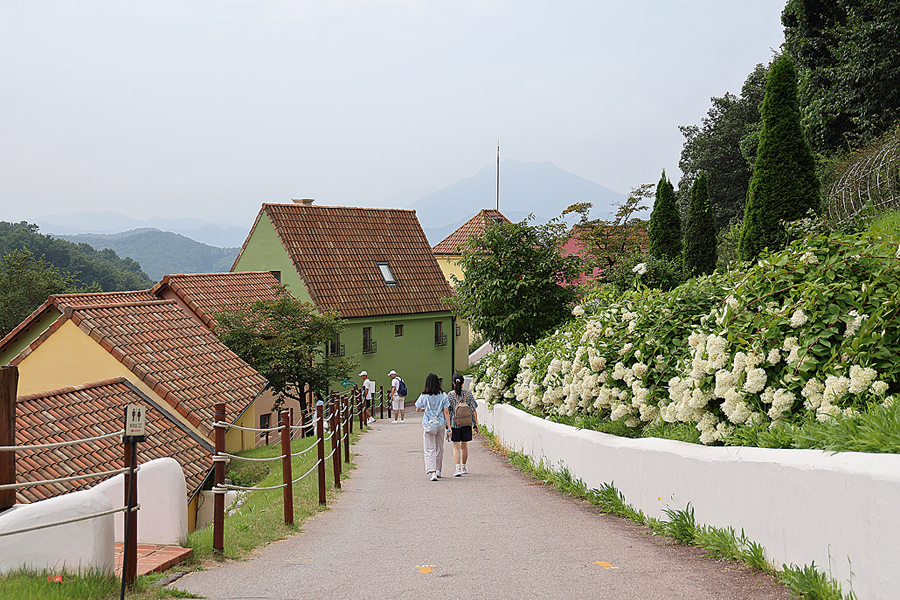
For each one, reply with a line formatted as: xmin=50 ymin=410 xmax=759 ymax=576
xmin=55 ymin=228 xmax=240 ymax=281
xmin=0 ymin=221 xmax=154 ymax=290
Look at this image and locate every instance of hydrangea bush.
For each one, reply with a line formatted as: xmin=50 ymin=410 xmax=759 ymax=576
xmin=471 ymin=232 xmax=900 ymax=444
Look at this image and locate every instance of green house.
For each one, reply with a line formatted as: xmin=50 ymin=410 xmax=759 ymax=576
xmin=231 ymin=199 xmax=468 ymax=395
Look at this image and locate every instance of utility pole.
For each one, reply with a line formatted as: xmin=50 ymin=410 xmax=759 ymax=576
xmin=496 ymin=143 xmax=500 ymax=211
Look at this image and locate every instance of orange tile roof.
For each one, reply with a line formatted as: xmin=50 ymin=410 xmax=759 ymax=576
xmin=14 ymin=378 xmax=213 ymax=504
xmin=0 ymin=290 xmax=156 ymax=354
xmin=9 ymin=300 xmax=267 ymax=438
xmin=235 ymin=203 xmax=454 ymax=318
xmin=151 ymin=272 xmax=283 ymax=330
xmin=432 ymin=209 xmax=511 ymax=255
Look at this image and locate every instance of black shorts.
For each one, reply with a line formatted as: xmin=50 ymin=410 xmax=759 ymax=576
xmin=451 ymin=426 xmax=472 ymax=442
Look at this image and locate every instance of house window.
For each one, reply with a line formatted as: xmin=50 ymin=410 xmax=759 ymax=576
xmin=260 ymin=413 xmax=271 ymax=429
xmin=434 ymin=321 xmax=447 ymax=347
xmin=377 ymin=262 xmax=397 ymax=286
xmin=363 ymin=327 xmax=377 ymax=354
xmin=395 ymin=324 xmax=404 ymax=337
xmin=330 ymin=332 xmax=344 ymax=357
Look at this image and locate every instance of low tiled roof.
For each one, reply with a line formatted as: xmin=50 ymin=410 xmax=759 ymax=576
xmin=0 ymin=290 xmax=156 ymax=354
xmin=151 ymin=272 xmax=283 ymax=330
xmin=432 ymin=209 xmax=510 ymax=256
xmin=10 ymin=299 xmax=267 ymax=438
xmin=14 ymin=378 xmax=213 ymax=504
xmin=234 ymin=203 xmax=453 ymax=318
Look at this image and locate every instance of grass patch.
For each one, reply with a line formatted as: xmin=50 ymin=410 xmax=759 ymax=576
xmin=0 ymin=567 xmax=200 ymax=599
xmin=0 ymin=425 xmax=365 ymax=599
xmin=484 ymin=428 xmax=856 ymax=600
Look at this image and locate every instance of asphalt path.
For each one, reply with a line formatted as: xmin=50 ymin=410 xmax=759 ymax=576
xmin=172 ymin=410 xmax=792 ymax=600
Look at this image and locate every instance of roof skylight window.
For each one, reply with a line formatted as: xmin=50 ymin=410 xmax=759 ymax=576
xmin=377 ymin=262 xmax=397 ymax=286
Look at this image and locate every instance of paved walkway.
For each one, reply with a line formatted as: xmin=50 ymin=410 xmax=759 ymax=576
xmin=114 ymin=543 xmax=192 ymax=576
xmin=171 ymin=414 xmax=791 ymax=600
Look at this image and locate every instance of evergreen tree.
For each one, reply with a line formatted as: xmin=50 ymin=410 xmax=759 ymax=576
xmin=739 ymin=54 xmax=820 ymax=262
xmin=682 ymin=172 xmax=717 ymax=276
xmin=647 ymin=170 xmax=681 ymax=261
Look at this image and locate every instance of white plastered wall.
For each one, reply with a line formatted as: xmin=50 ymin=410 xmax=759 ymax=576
xmin=480 ymin=401 xmax=900 ymax=600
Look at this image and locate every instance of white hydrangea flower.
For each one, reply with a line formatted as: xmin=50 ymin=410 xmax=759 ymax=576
xmin=744 ymin=368 xmax=767 ymax=394
xmin=632 ymin=362 xmax=648 ymax=379
xmin=848 ymin=365 xmax=877 ymax=395
xmin=572 ymin=305 xmax=585 ymax=316
xmin=800 ymin=251 xmax=819 ymax=264
xmin=844 ymin=310 xmax=868 ymax=338
xmin=767 ymin=348 xmax=782 ymax=365
xmin=789 ymin=309 xmax=808 ymax=328
xmin=802 ymin=378 xmax=825 ymax=410
xmin=767 ymin=388 xmax=796 ymax=420
xmin=871 ymin=381 xmax=890 ymax=396
xmin=632 ymin=262 xmax=648 ymax=275
xmin=823 ymin=375 xmax=850 ymax=402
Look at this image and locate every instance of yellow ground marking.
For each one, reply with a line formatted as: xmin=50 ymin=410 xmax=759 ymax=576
xmin=593 ymin=561 xmax=619 ymax=569
xmin=417 ymin=565 xmax=436 ymax=574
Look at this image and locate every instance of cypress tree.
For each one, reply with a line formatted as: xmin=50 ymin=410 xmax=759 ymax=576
xmin=739 ymin=53 xmax=820 ymax=262
xmin=683 ymin=172 xmax=717 ymax=276
xmin=648 ymin=170 xmax=681 ymax=260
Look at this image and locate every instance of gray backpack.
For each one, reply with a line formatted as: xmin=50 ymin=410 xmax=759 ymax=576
xmin=452 ymin=393 xmax=472 ymax=427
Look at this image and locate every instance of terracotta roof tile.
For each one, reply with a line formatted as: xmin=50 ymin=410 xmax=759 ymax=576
xmin=432 ymin=209 xmax=511 ymax=255
xmin=43 ymin=299 xmax=268 ymax=438
xmin=240 ymin=203 xmax=454 ymax=318
xmin=151 ymin=272 xmax=283 ymax=330
xmin=14 ymin=378 xmax=213 ymax=504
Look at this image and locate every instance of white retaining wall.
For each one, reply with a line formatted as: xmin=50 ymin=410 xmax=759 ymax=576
xmin=480 ymin=401 xmax=900 ymax=600
xmin=94 ymin=457 xmax=188 ymax=545
xmin=0 ymin=488 xmax=115 ymax=574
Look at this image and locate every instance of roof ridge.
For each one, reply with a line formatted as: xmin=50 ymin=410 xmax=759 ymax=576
xmin=263 ymin=203 xmax=417 ymax=213
xmin=63 ymin=299 xmax=175 ymax=315
xmin=16 ymin=377 xmax=129 ymax=402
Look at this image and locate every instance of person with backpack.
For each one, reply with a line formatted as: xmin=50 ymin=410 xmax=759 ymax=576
xmin=414 ymin=373 xmax=451 ymax=481
xmin=389 ymin=369 xmax=406 ymax=423
xmin=448 ymin=373 xmax=479 ymax=477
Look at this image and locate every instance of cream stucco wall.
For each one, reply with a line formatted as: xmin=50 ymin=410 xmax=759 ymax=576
xmin=435 ymin=255 xmax=464 ymax=287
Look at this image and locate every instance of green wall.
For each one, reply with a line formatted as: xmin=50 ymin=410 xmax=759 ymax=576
xmin=232 ymin=211 xmax=468 ymax=396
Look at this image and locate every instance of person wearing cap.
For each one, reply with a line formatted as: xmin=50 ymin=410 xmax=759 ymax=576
xmin=389 ymin=369 xmax=405 ymax=423
xmin=360 ymin=371 xmax=376 ymax=425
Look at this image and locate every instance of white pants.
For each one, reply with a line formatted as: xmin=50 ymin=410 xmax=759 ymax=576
xmin=422 ymin=429 xmax=445 ymax=473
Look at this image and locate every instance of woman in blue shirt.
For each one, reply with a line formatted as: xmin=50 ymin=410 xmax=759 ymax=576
xmin=415 ymin=373 xmax=451 ymax=481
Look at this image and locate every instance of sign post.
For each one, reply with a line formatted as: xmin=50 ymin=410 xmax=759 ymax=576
xmin=121 ymin=405 xmax=146 ymax=597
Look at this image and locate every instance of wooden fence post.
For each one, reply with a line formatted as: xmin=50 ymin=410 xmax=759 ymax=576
xmin=316 ymin=402 xmax=326 ymax=505
xmin=213 ymin=402 xmax=226 ymax=555
xmin=330 ymin=396 xmax=341 ymax=489
xmin=342 ymin=394 xmax=350 ymax=463
xmin=0 ymin=366 xmax=17 ymax=513
xmin=379 ymin=385 xmax=384 ymax=420
xmin=280 ymin=410 xmax=294 ymax=526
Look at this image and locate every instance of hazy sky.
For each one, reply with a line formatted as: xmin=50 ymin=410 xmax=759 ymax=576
xmin=2 ymin=1 xmax=785 ymax=227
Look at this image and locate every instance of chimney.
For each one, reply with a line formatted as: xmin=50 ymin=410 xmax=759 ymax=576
xmin=292 ymin=198 xmax=315 ymax=206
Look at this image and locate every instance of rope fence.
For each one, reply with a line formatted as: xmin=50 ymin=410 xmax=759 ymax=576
xmin=209 ymin=389 xmax=364 ymax=555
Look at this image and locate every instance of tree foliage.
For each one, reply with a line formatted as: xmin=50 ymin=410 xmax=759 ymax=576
xmin=739 ymin=54 xmax=820 ymax=262
xmin=677 ymin=64 xmax=768 ymax=231
xmin=648 ymin=171 xmax=682 ymax=261
xmin=682 ymin=172 xmax=717 ymax=276
xmin=564 ymin=184 xmax=652 ymax=274
xmin=0 ymin=248 xmax=94 ymax=337
xmin=448 ymin=219 xmax=581 ymax=346
xmin=0 ymin=222 xmax=154 ymax=290
xmin=783 ymin=0 xmax=900 ymax=153
xmin=214 ymin=286 xmax=356 ymax=412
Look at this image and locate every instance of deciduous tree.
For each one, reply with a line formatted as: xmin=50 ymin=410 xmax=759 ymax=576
xmin=214 ymin=286 xmax=356 ymax=414
xmin=448 ymin=219 xmax=581 ymax=346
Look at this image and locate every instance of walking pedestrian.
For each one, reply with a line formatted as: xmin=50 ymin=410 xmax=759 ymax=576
xmin=360 ymin=371 xmax=376 ymax=425
xmin=414 ymin=373 xmax=450 ymax=481
xmin=389 ymin=369 xmax=406 ymax=423
xmin=448 ymin=373 xmax=478 ymax=476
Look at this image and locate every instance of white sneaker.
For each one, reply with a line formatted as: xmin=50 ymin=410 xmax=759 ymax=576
xmin=367 ymin=417 xmax=375 ymax=424
xmin=391 ymin=420 xmax=398 ymax=424
xmin=430 ymin=472 xmax=438 ymax=481
xmin=461 ymin=465 xmax=468 ymax=475
xmin=435 ymin=470 xmax=441 ymax=478
xmin=453 ymin=467 xmax=462 ymax=477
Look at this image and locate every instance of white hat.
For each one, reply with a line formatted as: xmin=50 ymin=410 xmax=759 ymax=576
xmin=388 ymin=370 xmax=397 ymax=376
xmin=359 ymin=371 xmax=368 ymax=377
